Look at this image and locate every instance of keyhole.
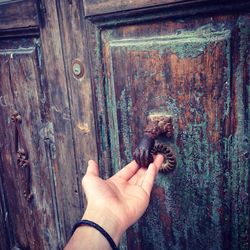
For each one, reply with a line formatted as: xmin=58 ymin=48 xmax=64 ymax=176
xmin=72 ymin=59 xmax=84 ymax=78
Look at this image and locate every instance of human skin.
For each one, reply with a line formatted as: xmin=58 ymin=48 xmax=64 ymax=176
xmin=64 ymin=154 xmax=164 ymax=250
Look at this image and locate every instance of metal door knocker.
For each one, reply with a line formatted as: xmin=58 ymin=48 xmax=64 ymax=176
xmin=133 ymin=113 xmax=176 ymax=173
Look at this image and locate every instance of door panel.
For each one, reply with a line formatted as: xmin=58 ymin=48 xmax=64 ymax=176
xmin=0 ymin=1 xmax=249 ymax=249
xmin=0 ymin=0 xmax=38 ymax=30
xmin=90 ymin=14 xmax=250 ymax=249
xmin=83 ymin=0 xmax=204 ymax=16
xmin=0 ymin=38 xmax=59 ymax=249
xmin=0 ymin=0 xmax=98 ymax=248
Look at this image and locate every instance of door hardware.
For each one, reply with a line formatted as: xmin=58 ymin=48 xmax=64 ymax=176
xmin=144 ymin=114 xmax=173 ymax=138
xmin=11 ymin=111 xmax=33 ymax=202
xmin=133 ymin=113 xmax=176 ymax=172
xmin=151 ymin=144 xmax=176 ymax=173
xmin=72 ymin=59 xmax=85 ymax=79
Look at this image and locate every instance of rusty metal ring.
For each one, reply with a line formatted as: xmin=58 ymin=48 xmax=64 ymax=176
xmin=151 ymin=144 xmax=176 ymax=173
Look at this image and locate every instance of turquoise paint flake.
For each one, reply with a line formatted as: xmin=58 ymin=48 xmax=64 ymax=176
xmin=109 ymin=24 xmax=231 ymax=59
xmin=118 ymin=89 xmax=133 ymax=166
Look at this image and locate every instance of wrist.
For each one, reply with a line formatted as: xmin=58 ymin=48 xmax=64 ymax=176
xmin=82 ymin=206 xmax=125 ymax=246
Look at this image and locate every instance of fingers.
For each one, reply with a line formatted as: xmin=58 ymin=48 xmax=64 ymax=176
xmin=153 ymin=154 xmax=164 ymax=172
xmin=113 ymin=160 xmax=139 ymax=181
xmin=86 ymin=160 xmax=99 ymax=177
xmin=141 ymin=154 xmax=164 ymax=195
xmin=141 ymin=163 xmax=157 ymax=196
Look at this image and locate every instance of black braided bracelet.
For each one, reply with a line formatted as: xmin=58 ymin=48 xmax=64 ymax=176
xmin=71 ymin=219 xmax=119 ymax=250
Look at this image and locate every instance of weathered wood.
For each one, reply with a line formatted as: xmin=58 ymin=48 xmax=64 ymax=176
xmin=55 ymin=0 xmax=98 ymax=238
xmin=0 ymin=38 xmax=58 ymax=249
xmin=83 ymin=0 xmax=207 ymax=16
xmin=89 ymin=1 xmax=250 ymax=29
xmin=0 ymin=165 xmax=10 ymax=250
xmin=0 ymin=0 xmax=249 ymax=249
xmin=0 ymin=0 xmax=38 ymax=30
xmin=38 ymin=0 xmax=89 ymax=246
xmin=85 ymin=21 xmax=116 ymax=179
xmin=0 ymin=0 xmax=98 ymax=248
xmin=90 ymin=13 xmax=250 ymax=249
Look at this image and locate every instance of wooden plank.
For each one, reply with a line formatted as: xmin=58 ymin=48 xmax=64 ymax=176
xmin=83 ymin=0 xmax=210 ymax=16
xmin=38 ymin=0 xmax=87 ymax=245
xmin=0 ymin=38 xmax=58 ymax=249
xmin=55 ymin=0 xmax=98 ymax=216
xmin=0 ymin=0 xmax=38 ymax=30
xmin=0 ymin=163 xmax=10 ymax=250
xmin=85 ymin=21 xmax=115 ymax=179
xmin=95 ymin=14 xmax=250 ymax=249
xmin=0 ymin=42 xmax=38 ymax=249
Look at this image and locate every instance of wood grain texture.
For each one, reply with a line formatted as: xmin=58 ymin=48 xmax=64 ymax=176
xmin=90 ymin=14 xmax=250 ymax=249
xmin=85 ymin=21 xmax=117 ymax=179
xmin=0 ymin=0 xmax=249 ymax=249
xmin=0 ymin=39 xmax=58 ymax=249
xmin=0 ymin=0 xmax=98 ymax=247
xmin=83 ymin=0 xmax=206 ymax=16
xmin=0 ymin=167 xmax=10 ymax=250
xmin=38 ymin=0 xmax=91 ymax=246
xmin=0 ymin=0 xmax=38 ymax=30
xmin=55 ymin=0 xmax=98 ymax=237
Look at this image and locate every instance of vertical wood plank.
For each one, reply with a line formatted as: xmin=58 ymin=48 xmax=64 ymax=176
xmin=0 ymin=49 xmax=37 ymax=249
xmin=39 ymin=0 xmax=87 ymax=245
xmin=85 ymin=22 xmax=115 ymax=179
xmin=55 ymin=0 xmax=98 ymax=220
xmin=0 ymin=39 xmax=59 ymax=249
xmin=0 ymin=163 xmax=10 ymax=250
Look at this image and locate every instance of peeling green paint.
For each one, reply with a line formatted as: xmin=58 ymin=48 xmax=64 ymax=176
xmin=109 ymin=24 xmax=231 ymax=59
xmin=104 ymin=47 xmax=121 ymax=174
xmin=95 ymin=15 xmax=250 ymax=250
xmin=230 ymin=16 xmax=250 ymax=250
xmin=118 ymin=89 xmax=133 ymax=166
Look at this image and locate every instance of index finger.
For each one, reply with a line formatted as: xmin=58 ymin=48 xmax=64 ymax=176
xmin=112 ymin=160 xmax=139 ymax=181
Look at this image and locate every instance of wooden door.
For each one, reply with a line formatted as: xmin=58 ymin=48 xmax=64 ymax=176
xmin=0 ymin=0 xmax=98 ymax=249
xmin=0 ymin=1 xmax=61 ymax=249
xmin=83 ymin=1 xmax=250 ymax=249
xmin=0 ymin=1 xmax=249 ymax=249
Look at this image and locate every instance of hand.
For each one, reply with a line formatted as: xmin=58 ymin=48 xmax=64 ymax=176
xmin=65 ymin=155 xmax=164 ymax=250
xmin=82 ymin=155 xmax=164 ymax=243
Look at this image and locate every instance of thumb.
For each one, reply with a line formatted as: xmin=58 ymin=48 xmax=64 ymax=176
xmin=153 ymin=154 xmax=164 ymax=172
xmin=86 ymin=160 xmax=99 ymax=177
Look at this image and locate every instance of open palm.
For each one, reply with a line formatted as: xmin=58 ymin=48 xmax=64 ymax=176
xmin=82 ymin=155 xmax=164 ymax=232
